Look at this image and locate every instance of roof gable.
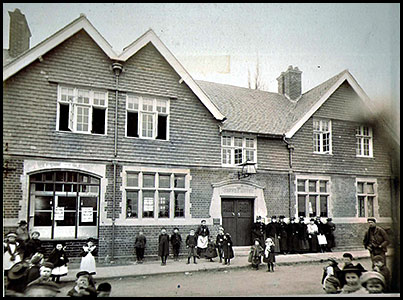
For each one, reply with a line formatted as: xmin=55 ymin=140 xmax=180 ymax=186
xmin=3 ymin=15 xmax=225 ymax=122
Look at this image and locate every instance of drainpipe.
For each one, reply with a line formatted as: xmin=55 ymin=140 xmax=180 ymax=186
xmin=111 ymin=62 xmax=123 ymax=262
xmin=282 ymin=134 xmax=294 ymax=218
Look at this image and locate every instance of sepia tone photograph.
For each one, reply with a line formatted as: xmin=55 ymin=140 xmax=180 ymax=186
xmin=3 ymin=3 xmax=400 ymax=297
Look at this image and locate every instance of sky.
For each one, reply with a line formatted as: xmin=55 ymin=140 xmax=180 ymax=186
xmin=3 ymin=3 xmax=400 ymax=129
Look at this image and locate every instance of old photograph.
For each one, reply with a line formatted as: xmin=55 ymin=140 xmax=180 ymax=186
xmin=3 ymin=3 xmax=400 ymax=297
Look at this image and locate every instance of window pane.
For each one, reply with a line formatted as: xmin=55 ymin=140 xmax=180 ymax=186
xmin=319 ymin=181 xmax=327 ymax=193
xmin=156 ymin=115 xmax=167 ymax=140
xmin=159 ymin=174 xmax=171 ymax=188
xmin=309 ymin=180 xmax=317 ymax=192
xmin=367 ymin=196 xmax=374 ymax=217
xmin=94 ymin=92 xmax=106 ymax=106
xmin=245 ymin=138 xmax=254 ymax=148
xmin=234 ymin=148 xmax=243 ymax=164
xmin=58 ymin=197 xmax=76 ymax=210
xmin=366 ymin=183 xmax=374 ymax=194
xmin=245 ymin=150 xmax=255 ymax=162
xmin=35 ymin=196 xmax=53 ymax=210
xmin=308 ymin=195 xmax=316 ymax=217
xmin=313 ymin=120 xmax=320 ymax=131
xmin=57 ymin=212 xmax=77 ymax=226
xmin=320 ymin=196 xmax=328 ymax=217
xmin=59 ymin=103 xmax=70 ymax=131
xmin=234 ymin=137 xmax=243 ymax=147
xmin=356 ymin=138 xmax=362 ymax=155
xmin=313 ymin=133 xmax=320 ymax=152
xmin=222 ymin=136 xmax=231 ymax=146
xmin=92 ymin=107 xmax=105 ymax=134
xmin=35 ymin=183 xmax=44 ymax=192
xmin=34 ymin=212 xmax=52 ymax=226
xmin=45 ymin=183 xmax=54 ymax=191
xmin=61 ymin=87 xmax=74 ymax=102
xmin=143 ymin=191 xmax=154 ymax=218
xmin=358 ymin=196 xmax=365 ymax=217
xmin=127 ymin=191 xmax=138 ymax=218
xmin=298 ymin=195 xmax=306 ymax=217
xmin=143 ymin=174 xmax=155 ymax=188
xmin=174 ymin=174 xmax=185 ymax=188
xmin=174 ymin=192 xmax=185 ymax=218
xmin=156 ymin=99 xmax=167 ymax=113
xmin=44 ymin=172 xmax=54 ymax=181
xmin=158 ymin=192 xmax=170 ymax=218
xmin=297 ymin=180 xmax=306 ymax=192
xmin=127 ymin=173 xmax=139 ymax=187
xmin=142 ymin=97 xmax=154 ymax=111
xmin=77 ymin=106 xmax=89 ymax=132
xmin=357 ymin=182 xmax=364 ymax=194
xmin=142 ymin=113 xmax=154 ymax=138
xmin=127 ymin=95 xmax=139 ymax=110
xmin=77 ymin=89 xmax=90 ymax=104
xmin=222 ymin=148 xmax=231 ymax=164
xmin=127 ymin=111 xmax=139 ymax=137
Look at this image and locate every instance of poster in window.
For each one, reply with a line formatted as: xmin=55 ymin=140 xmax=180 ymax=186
xmin=81 ymin=207 xmax=93 ymax=223
xmin=143 ymin=197 xmax=154 ymax=212
xmin=308 ymin=202 xmax=313 ymax=214
xmin=54 ymin=207 xmax=64 ymax=221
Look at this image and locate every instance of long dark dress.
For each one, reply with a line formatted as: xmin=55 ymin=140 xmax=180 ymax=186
xmin=248 ymin=245 xmax=263 ymax=267
xmin=263 ymin=245 xmax=275 ymax=264
xmin=324 ymin=221 xmax=336 ymax=250
xmin=287 ymin=221 xmax=299 ymax=253
xmin=297 ymin=221 xmax=309 ymax=252
xmin=158 ymin=234 xmax=170 ymax=257
xmin=251 ymin=222 xmax=266 ymax=247
xmin=204 ymin=241 xmax=218 ymax=259
xmin=222 ymin=238 xmax=234 ymax=259
xmin=22 ymin=238 xmax=42 ymax=260
xmin=265 ymin=222 xmax=280 ymax=253
xmin=278 ymin=221 xmax=288 ymax=254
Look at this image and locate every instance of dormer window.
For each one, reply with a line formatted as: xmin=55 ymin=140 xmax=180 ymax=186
xmin=313 ymin=119 xmax=332 ymax=154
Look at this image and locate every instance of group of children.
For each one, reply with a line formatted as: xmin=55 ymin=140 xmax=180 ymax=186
xmin=4 ymin=220 xmax=110 ymax=297
xmin=248 ymin=237 xmax=276 ymax=272
xmin=322 ymin=252 xmax=391 ymax=294
xmin=134 ymin=225 xmax=235 ymax=266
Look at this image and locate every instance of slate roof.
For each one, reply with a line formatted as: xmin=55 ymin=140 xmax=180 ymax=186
xmin=196 ymin=69 xmax=348 ymax=136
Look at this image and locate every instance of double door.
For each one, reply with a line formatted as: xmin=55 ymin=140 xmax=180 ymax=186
xmin=221 ymin=198 xmax=254 ymax=246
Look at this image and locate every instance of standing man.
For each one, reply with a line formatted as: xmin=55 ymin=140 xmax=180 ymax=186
xmin=196 ymin=220 xmax=210 ymax=258
xmin=363 ymin=217 xmax=390 ymax=267
xmin=287 ymin=217 xmax=299 ymax=254
xmin=324 ymin=218 xmax=336 ymax=252
xmin=251 ymin=216 xmax=266 ymax=247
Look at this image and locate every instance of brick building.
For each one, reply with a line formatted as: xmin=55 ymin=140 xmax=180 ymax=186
xmin=3 ymin=11 xmax=397 ymax=260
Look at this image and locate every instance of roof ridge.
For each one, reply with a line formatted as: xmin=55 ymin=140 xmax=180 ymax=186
xmin=196 ymin=79 xmax=279 ymax=95
xmin=302 ymin=69 xmax=349 ymax=96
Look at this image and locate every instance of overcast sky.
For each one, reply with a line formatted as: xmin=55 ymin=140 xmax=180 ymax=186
xmin=3 ymin=3 xmax=400 ymax=124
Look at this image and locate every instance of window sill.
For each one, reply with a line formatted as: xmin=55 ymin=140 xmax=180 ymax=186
xmin=356 ymin=155 xmax=374 ymax=159
xmin=312 ymin=152 xmax=333 ymax=156
xmin=56 ymin=130 xmax=107 ymax=137
xmin=125 ymin=136 xmax=170 ymax=142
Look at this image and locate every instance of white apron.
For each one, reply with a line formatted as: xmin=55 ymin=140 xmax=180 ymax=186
xmin=197 ymin=236 xmax=208 ymax=249
xmin=80 ymin=246 xmax=96 ymax=275
xmin=3 ymin=243 xmax=21 ymax=271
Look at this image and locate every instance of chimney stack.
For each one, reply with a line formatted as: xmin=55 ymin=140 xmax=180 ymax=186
xmin=277 ymin=65 xmax=302 ymax=101
xmin=8 ymin=8 xmax=31 ymax=58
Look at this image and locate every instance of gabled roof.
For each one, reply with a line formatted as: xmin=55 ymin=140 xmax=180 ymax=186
xmin=197 ymin=69 xmax=378 ymax=137
xmin=3 ymin=14 xmax=226 ymax=121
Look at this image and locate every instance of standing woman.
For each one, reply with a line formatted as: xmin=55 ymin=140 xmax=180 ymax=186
xmin=287 ymin=217 xmax=299 ymax=254
xmin=278 ymin=216 xmax=289 ymax=255
xmin=307 ymin=218 xmax=319 ymax=253
xmin=47 ymin=242 xmax=69 ymax=283
xmin=297 ymin=216 xmax=310 ymax=253
xmin=158 ymin=228 xmax=170 ymax=266
xmin=196 ymin=220 xmax=210 ymax=258
xmin=80 ymin=238 xmax=97 ymax=275
xmin=265 ymin=216 xmax=280 ymax=254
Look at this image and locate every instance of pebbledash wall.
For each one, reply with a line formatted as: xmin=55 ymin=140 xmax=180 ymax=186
xmin=3 ymin=29 xmax=394 ymax=260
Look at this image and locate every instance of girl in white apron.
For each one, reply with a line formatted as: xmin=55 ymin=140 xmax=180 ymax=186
xmin=3 ymin=233 xmax=22 ymax=277
xmin=80 ymin=238 xmax=97 ymax=275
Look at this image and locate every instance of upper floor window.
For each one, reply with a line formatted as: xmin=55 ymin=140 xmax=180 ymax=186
xmin=57 ymin=86 xmax=108 ymax=134
xmin=126 ymin=94 xmax=169 ymax=140
xmin=356 ymin=179 xmax=377 ymax=218
xmin=221 ymin=135 xmax=257 ymax=166
xmin=356 ymin=126 xmax=373 ymax=157
xmin=313 ymin=119 xmax=332 ymax=154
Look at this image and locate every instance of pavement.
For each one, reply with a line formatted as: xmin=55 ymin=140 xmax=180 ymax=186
xmin=61 ymin=248 xmax=395 ymax=283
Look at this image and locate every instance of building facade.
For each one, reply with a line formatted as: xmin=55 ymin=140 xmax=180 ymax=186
xmin=3 ymin=11 xmax=396 ymax=259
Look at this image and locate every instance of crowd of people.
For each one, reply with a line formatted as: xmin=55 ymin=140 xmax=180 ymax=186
xmin=3 ymin=220 xmax=111 ymax=297
xmin=251 ymin=215 xmax=337 ymax=255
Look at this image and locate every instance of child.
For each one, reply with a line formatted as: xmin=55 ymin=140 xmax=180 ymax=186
xmin=16 ymin=220 xmax=29 ymax=245
xmin=215 ymin=227 xmax=225 ymax=263
xmin=24 ymin=263 xmax=61 ymax=298
xmin=134 ymin=230 xmax=147 ymax=264
xmin=80 ymin=238 xmax=97 ymax=275
xmin=26 ymin=262 xmax=56 ymax=286
xmin=204 ymin=237 xmax=218 ymax=262
xmin=97 ymin=282 xmax=112 ymax=297
xmin=26 ymin=252 xmax=44 ymax=284
xmin=158 ymin=228 xmax=170 ymax=266
xmin=321 ymin=257 xmax=341 ymax=289
xmin=22 ymin=231 xmax=42 ymax=261
xmin=372 ymin=255 xmax=391 ymax=292
xmin=222 ymin=233 xmax=234 ymax=265
xmin=323 ymin=275 xmax=341 ymax=294
xmin=47 ymin=242 xmax=69 ymax=283
xmin=4 ymin=232 xmax=23 ymax=278
xmin=340 ymin=253 xmax=365 ymax=287
xmin=185 ymin=229 xmax=198 ymax=264
xmin=360 ymin=271 xmax=386 ymax=294
xmin=6 ymin=260 xmax=30 ymax=296
xmin=340 ymin=266 xmax=366 ymax=294
xmin=170 ymin=227 xmax=182 ymax=261
xmin=67 ymin=271 xmax=97 ymax=297
xmin=263 ymin=237 xmax=276 ymax=272
xmin=249 ymin=238 xmax=263 ymax=270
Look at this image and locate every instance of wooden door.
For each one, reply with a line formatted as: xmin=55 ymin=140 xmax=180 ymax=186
xmin=221 ymin=198 xmax=254 ymax=246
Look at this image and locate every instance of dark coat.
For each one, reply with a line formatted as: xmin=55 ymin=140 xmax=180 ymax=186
xmin=196 ymin=225 xmax=210 ymax=237
xmin=205 ymin=241 xmax=218 ymax=258
xmin=263 ymin=245 xmax=275 ymax=264
xmin=265 ymin=222 xmax=278 ymax=238
xmin=248 ymin=245 xmax=263 ymax=265
xmin=287 ymin=222 xmax=299 ymax=252
xmin=47 ymin=248 xmax=69 ymax=268
xmin=278 ymin=221 xmax=288 ymax=251
xmin=158 ymin=234 xmax=170 ymax=256
xmin=22 ymin=238 xmax=42 ymax=260
xmin=186 ymin=235 xmax=197 ymax=247
xmin=134 ymin=235 xmax=147 ymax=249
xmin=251 ymin=222 xmax=265 ymax=244
xmin=170 ymin=233 xmax=182 ymax=247
xmin=363 ymin=226 xmax=390 ymax=253
xmin=222 ymin=238 xmax=234 ymax=259
xmin=297 ymin=222 xmax=309 ymax=251
xmin=26 ymin=265 xmax=41 ymax=284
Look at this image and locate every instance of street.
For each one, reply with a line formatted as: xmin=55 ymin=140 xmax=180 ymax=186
xmin=56 ymin=257 xmax=378 ymax=297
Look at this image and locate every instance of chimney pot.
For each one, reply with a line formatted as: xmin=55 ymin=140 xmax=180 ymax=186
xmin=277 ymin=66 xmax=302 ymax=101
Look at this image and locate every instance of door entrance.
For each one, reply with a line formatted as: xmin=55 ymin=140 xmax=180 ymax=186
xmin=221 ymin=198 xmax=254 ymax=246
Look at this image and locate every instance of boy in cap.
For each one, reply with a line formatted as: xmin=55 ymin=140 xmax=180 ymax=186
xmin=170 ymin=227 xmax=182 ymax=261
xmin=26 ymin=261 xmax=55 ymax=285
xmin=134 ymin=230 xmax=147 ymax=264
xmin=216 ymin=227 xmax=225 ymax=263
xmin=185 ymin=229 xmax=198 ymax=264
xmin=97 ymin=282 xmax=112 ymax=297
xmin=372 ymin=255 xmax=391 ymax=292
xmin=363 ymin=217 xmax=390 ymax=267
xmin=323 ymin=275 xmax=341 ymax=294
xmin=360 ymin=271 xmax=386 ymax=294
xmin=26 ymin=252 xmax=44 ymax=284
xmin=321 ymin=257 xmax=341 ymax=289
xmin=67 ymin=270 xmax=97 ymax=297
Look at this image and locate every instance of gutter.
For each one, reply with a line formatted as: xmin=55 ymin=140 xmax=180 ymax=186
xmin=282 ymin=134 xmax=294 ymax=218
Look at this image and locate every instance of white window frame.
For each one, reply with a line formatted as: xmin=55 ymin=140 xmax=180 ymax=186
xmin=221 ymin=135 xmax=257 ymax=167
xmin=356 ymin=126 xmax=373 ymax=157
xmin=313 ymin=118 xmax=332 ymax=154
xmin=56 ymin=85 xmax=108 ymax=135
xmin=295 ymin=175 xmax=331 ymax=219
xmin=125 ymin=94 xmax=170 ymax=140
xmin=356 ymin=178 xmax=378 ymax=218
xmin=123 ymin=167 xmax=191 ymax=222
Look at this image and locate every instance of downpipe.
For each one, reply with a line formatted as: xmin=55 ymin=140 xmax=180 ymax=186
xmin=282 ymin=134 xmax=294 ymax=218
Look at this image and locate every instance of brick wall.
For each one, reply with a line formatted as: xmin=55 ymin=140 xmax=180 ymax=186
xmin=3 ymin=158 xmax=24 ymax=219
